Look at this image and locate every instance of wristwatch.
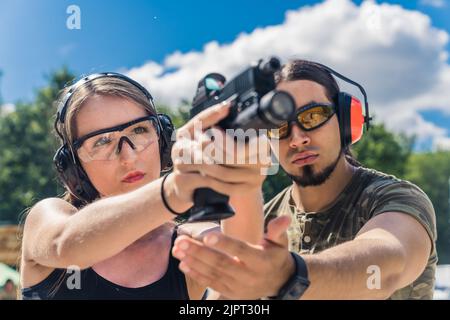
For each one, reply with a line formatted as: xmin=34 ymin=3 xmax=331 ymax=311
xmin=268 ymin=252 xmax=310 ymax=300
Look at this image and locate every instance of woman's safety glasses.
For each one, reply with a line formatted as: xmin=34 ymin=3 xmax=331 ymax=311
xmin=268 ymin=102 xmax=336 ymax=139
xmin=73 ymin=115 xmax=160 ymax=162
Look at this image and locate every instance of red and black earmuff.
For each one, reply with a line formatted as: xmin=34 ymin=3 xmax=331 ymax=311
xmin=53 ymin=72 xmax=175 ymax=204
xmin=315 ymin=63 xmax=372 ymax=148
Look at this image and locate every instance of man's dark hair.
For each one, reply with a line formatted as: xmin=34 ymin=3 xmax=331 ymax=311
xmin=275 ymin=59 xmax=361 ymax=167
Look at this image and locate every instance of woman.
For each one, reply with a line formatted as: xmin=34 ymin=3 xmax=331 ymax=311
xmin=19 ymin=72 xmax=266 ymax=299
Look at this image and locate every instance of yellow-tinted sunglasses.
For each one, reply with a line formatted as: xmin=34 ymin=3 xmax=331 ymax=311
xmin=268 ymin=102 xmax=336 ymax=139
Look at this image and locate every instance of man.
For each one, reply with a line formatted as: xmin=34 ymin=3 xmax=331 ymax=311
xmin=172 ymin=59 xmax=437 ymax=300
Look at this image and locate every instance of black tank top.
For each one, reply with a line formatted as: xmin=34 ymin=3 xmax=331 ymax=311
xmin=21 ymin=230 xmax=189 ymax=300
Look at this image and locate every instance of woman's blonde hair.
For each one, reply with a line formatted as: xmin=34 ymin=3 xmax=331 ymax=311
xmin=54 ymin=76 xmax=158 ymax=208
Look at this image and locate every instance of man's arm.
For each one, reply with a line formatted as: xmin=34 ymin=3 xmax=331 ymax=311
xmin=172 ymin=212 xmax=431 ymax=299
xmin=301 ymin=212 xmax=431 ymax=299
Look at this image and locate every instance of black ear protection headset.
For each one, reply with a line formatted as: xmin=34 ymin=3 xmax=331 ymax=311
xmin=311 ymin=63 xmax=372 ymax=149
xmin=53 ymin=72 xmax=175 ymax=203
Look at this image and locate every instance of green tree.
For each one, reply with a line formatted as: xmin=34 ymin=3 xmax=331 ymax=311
xmin=156 ymin=101 xmax=190 ymax=129
xmin=352 ymin=123 xmax=414 ymax=177
xmin=404 ymin=151 xmax=450 ymax=263
xmin=0 ymin=67 xmax=75 ymax=223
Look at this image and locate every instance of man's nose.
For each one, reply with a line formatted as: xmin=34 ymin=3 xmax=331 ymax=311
xmin=289 ymin=123 xmax=311 ymax=149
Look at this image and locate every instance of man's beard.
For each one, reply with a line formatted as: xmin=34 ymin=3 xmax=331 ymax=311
xmin=287 ymin=150 xmax=342 ymax=187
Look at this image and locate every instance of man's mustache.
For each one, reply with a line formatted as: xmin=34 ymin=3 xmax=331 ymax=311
xmin=287 ymin=146 xmax=320 ymax=158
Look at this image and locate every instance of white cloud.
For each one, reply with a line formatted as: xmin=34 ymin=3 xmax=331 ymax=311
xmin=125 ymin=0 xmax=450 ymax=150
xmin=420 ymin=0 xmax=446 ymax=8
xmin=382 ymin=109 xmax=448 ymax=150
xmin=433 ymin=136 xmax=450 ymax=150
xmin=0 ymin=103 xmax=15 ymax=116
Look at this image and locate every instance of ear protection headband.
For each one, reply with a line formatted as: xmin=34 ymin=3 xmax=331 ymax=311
xmin=53 ymin=72 xmax=174 ymax=203
xmin=314 ymin=63 xmax=372 ymax=148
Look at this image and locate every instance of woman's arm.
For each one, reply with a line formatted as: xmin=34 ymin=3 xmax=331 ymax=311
xmin=224 ymin=189 xmax=264 ymax=244
xmin=23 ymin=177 xmax=192 ymax=270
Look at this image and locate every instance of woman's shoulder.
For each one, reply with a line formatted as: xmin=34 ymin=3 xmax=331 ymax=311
xmin=25 ymin=197 xmax=77 ymax=227
xmin=30 ymin=197 xmax=77 ymax=214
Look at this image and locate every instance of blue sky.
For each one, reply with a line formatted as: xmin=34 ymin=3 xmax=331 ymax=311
xmin=0 ymin=0 xmax=320 ymax=102
xmin=1 ymin=0 xmax=448 ymax=103
xmin=1 ymin=0 xmax=449 ymax=150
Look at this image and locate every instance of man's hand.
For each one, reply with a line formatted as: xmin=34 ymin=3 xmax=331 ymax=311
xmin=172 ymin=216 xmax=296 ymax=299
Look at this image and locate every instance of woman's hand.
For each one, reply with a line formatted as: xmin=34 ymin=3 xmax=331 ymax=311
xmin=169 ymin=101 xmax=271 ymax=206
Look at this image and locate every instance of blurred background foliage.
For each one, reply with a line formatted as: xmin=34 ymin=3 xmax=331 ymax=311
xmin=0 ymin=68 xmax=449 ymax=263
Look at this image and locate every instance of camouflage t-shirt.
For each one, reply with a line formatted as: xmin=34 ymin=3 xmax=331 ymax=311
xmin=264 ymin=166 xmax=437 ymax=300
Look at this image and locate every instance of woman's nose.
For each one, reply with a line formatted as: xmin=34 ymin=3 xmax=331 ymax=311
xmin=117 ymin=136 xmax=138 ymax=162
